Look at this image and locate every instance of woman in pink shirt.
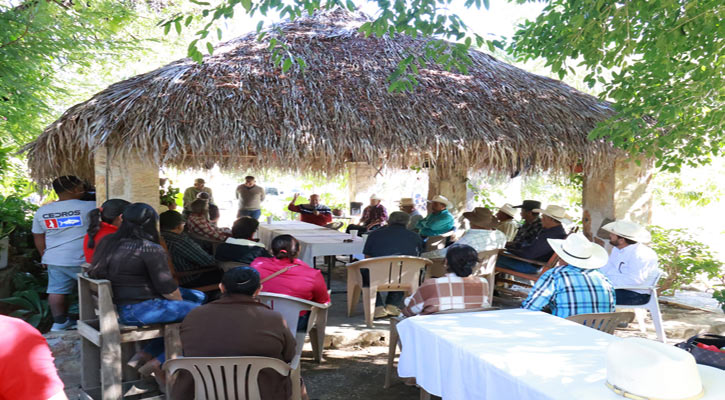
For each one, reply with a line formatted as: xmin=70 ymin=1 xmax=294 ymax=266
xmin=250 ymin=235 xmax=330 ymax=305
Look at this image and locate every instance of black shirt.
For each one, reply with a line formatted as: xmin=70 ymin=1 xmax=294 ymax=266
xmin=215 ymin=242 xmax=272 ymax=266
xmin=363 ymin=224 xmax=424 ymax=257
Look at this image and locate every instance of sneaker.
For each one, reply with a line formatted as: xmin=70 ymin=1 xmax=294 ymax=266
xmin=50 ymin=319 xmax=77 ymax=332
xmin=374 ymin=306 xmax=388 ymax=319
xmin=384 ymin=305 xmax=401 ymax=317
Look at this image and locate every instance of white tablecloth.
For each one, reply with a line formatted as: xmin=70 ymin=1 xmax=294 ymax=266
xmin=397 ymin=309 xmax=624 ymax=400
xmin=258 ymin=221 xmax=364 ymax=267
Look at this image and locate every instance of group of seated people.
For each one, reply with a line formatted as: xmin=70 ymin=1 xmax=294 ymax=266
xmin=76 ymin=191 xmax=659 ymax=397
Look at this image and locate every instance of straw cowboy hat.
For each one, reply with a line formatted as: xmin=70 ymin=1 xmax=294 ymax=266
xmin=533 ymin=204 xmax=572 ymax=223
xmin=370 ymin=194 xmax=383 ymax=201
xmin=427 ymin=195 xmax=452 ymax=209
xmin=601 ymin=220 xmax=652 ymax=243
xmin=498 ymin=203 xmax=517 ymax=218
xmin=547 ymin=233 xmax=608 ymax=269
xmin=599 ymin=338 xmax=725 ymax=400
xmin=398 ymin=198 xmax=415 ymax=207
xmin=463 ymin=207 xmax=498 ymax=230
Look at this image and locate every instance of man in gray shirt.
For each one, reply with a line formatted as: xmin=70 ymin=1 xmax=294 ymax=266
xmin=32 ymin=176 xmax=96 ymax=331
xmin=236 ymin=176 xmax=265 ymax=220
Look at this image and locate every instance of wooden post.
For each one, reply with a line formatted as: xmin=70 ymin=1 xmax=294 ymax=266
xmin=94 ymin=146 xmax=160 ymax=211
xmin=427 ymin=160 xmax=468 ymax=228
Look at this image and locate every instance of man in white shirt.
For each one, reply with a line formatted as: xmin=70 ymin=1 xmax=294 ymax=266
xmin=599 ymin=220 xmax=660 ymax=305
xmin=422 ymin=207 xmax=506 ymax=260
xmin=32 ymin=176 xmax=96 ymax=331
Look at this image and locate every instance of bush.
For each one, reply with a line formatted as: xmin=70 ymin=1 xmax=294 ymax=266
xmin=648 ymin=225 xmax=723 ymax=295
xmin=1 ymin=272 xmax=52 ymax=331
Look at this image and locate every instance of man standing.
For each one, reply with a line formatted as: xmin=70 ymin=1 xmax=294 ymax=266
xmin=183 ymin=178 xmax=213 ymax=213
xmin=423 ymin=207 xmax=506 ymax=259
xmin=288 ymin=193 xmax=332 ymax=226
xmin=508 ymin=200 xmax=542 ymax=247
xmin=362 ymin=212 xmax=424 ymax=318
xmin=599 ymin=220 xmax=660 ymax=305
xmin=32 ymin=176 xmax=96 ymax=331
xmin=416 ymin=195 xmax=455 ymax=237
xmin=236 ymin=176 xmax=265 ymax=219
xmin=497 ymin=205 xmax=569 ymax=274
xmin=173 ymin=267 xmax=297 ymax=400
xmin=159 ymin=211 xmax=223 ymax=288
xmin=347 ymin=194 xmax=388 ymax=235
xmin=522 ymin=233 xmax=615 ymax=318
xmin=398 ymin=197 xmax=423 ymax=232
xmin=495 ymin=203 xmax=519 ymax=241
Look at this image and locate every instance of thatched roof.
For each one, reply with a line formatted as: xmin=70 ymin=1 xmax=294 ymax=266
xmin=24 ymin=8 xmax=616 ymax=185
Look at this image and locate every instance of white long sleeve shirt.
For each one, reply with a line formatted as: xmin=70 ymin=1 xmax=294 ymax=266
xmin=600 ymin=243 xmax=659 ymax=294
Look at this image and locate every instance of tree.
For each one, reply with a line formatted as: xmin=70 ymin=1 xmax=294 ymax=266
xmin=165 ymin=0 xmax=724 ymax=172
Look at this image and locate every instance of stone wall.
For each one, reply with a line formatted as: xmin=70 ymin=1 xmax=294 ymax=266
xmin=346 ymin=162 xmax=378 ymax=204
xmin=94 ymin=147 xmax=160 ymax=210
xmin=427 ymin=162 xmax=468 ymax=228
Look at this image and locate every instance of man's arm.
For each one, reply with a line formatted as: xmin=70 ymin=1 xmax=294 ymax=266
xmin=33 ymin=233 xmax=46 ymax=259
xmin=182 ymin=188 xmax=195 ymax=208
xmin=521 ymin=270 xmax=557 ymax=311
xmin=179 ymin=236 xmax=217 ymax=267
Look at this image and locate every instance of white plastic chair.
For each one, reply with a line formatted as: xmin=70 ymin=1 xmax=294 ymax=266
xmin=164 ymin=356 xmax=292 ymax=400
xmin=615 ymin=271 xmax=666 ymax=342
xmin=347 ymin=256 xmax=432 ymax=328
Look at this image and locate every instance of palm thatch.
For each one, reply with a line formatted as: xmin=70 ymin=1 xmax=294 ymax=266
xmin=24 ymin=8 xmax=616 ymax=185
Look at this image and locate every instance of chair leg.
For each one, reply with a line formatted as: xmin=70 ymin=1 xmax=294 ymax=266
xmin=347 ymin=284 xmax=361 ymax=317
xmin=100 ymin=335 xmax=122 ymax=400
xmin=634 ymin=308 xmax=647 ymax=333
xmin=649 ymin=299 xmax=667 ymax=343
xmin=362 ymin=287 xmax=375 ymax=328
xmin=385 ymin=320 xmax=399 ymax=389
xmin=81 ymin=337 xmax=101 ymax=391
xmin=291 ymin=365 xmax=302 ymax=400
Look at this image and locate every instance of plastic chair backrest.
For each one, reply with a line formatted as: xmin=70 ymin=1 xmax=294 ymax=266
xmin=565 ymin=312 xmax=635 ymax=334
xmin=257 ymin=292 xmax=315 ymax=337
xmin=472 ymin=249 xmax=500 ymax=277
xmin=164 ymin=356 xmax=291 ymax=400
xmin=353 ymin=256 xmax=431 ymax=292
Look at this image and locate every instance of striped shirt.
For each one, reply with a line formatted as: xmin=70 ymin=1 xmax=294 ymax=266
xmin=521 ymin=265 xmax=616 ymax=318
xmin=161 ymin=231 xmax=216 ymax=284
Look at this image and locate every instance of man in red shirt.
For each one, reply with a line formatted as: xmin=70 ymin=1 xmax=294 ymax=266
xmin=287 ymin=193 xmax=333 ymax=226
xmin=0 ymin=315 xmax=66 ymax=400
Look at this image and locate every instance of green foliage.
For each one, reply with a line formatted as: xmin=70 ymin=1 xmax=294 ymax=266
xmin=159 ymin=0 xmax=499 ymax=89
xmin=160 ymin=185 xmax=181 ymax=206
xmin=648 ymin=225 xmax=724 ymax=295
xmin=0 ymin=193 xmax=36 ymax=239
xmin=0 ymin=0 xmax=142 ymax=144
xmin=466 ymin=181 xmax=498 ymax=209
xmin=0 ymin=271 xmax=51 ymax=330
xmin=713 ymin=287 xmax=725 ymax=313
xmin=510 ymin=0 xmax=725 ymax=172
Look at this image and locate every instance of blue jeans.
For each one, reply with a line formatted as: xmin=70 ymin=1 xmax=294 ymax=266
xmin=496 ymin=255 xmax=541 ymax=274
xmin=239 ymin=209 xmax=261 ymax=220
xmin=117 ymin=288 xmax=205 ymax=363
xmin=615 ymin=289 xmax=650 ymax=305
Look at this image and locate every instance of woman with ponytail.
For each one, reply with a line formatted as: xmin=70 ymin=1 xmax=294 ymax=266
xmin=83 ymin=199 xmax=130 ymax=263
xmin=402 ymin=244 xmax=490 ymax=316
xmin=88 ymin=202 xmax=205 ymax=387
xmin=249 ymin=234 xmax=329 ymax=306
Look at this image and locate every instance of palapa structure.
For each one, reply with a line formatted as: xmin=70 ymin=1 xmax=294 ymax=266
xmin=25 ymin=7 xmax=617 ymax=186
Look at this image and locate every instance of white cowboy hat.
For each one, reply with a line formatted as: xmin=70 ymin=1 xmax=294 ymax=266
xmin=370 ymin=194 xmax=383 ymax=201
xmin=601 ymin=220 xmax=651 ymax=243
xmin=498 ymin=203 xmax=516 ymax=218
xmin=599 ymin=338 xmax=725 ymax=400
xmin=427 ymin=195 xmax=452 ymax=209
xmin=397 ymin=198 xmax=415 ymax=207
xmin=547 ymin=232 xmax=608 ymax=269
xmin=533 ymin=205 xmax=572 ymax=223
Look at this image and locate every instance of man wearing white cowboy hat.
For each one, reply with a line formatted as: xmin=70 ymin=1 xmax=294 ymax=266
xmin=397 ymin=197 xmax=423 ymax=232
xmin=416 ymin=195 xmax=455 ymax=237
xmin=599 ymin=220 xmax=660 ymax=305
xmin=497 ymin=205 xmax=569 ymax=274
xmin=422 ymin=207 xmax=506 ymax=260
xmin=521 ymin=232 xmax=615 ymax=318
xmin=495 ymin=203 xmax=519 ymax=241
xmin=346 ymin=194 xmax=388 ymax=236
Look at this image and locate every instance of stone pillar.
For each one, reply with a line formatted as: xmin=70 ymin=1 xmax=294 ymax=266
xmin=347 ymin=162 xmax=378 ymax=204
xmin=582 ymin=158 xmax=653 ymax=246
xmin=427 ymin=161 xmax=468 ymax=228
xmin=94 ymin=147 xmax=160 ymax=210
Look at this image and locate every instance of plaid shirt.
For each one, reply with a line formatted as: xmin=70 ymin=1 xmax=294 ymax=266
xmin=402 ymin=273 xmax=490 ymax=316
xmin=161 ymin=231 xmax=216 ymax=284
xmin=510 ymin=217 xmax=542 ymax=248
xmin=360 ymin=204 xmax=388 ymax=228
xmin=521 ymin=265 xmax=616 ymax=318
xmin=186 ymin=214 xmax=231 ymax=242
